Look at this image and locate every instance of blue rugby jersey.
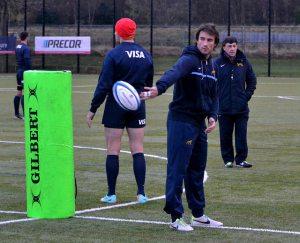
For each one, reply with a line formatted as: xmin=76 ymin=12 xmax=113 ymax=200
xmin=15 ymin=43 xmax=31 ymax=71
xmin=156 ymin=45 xmax=218 ymax=125
xmin=90 ymin=42 xmax=153 ymax=113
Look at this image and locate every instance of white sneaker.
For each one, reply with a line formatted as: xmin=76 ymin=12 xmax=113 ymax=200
xmin=190 ymin=215 xmax=223 ymax=227
xmin=169 ymin=218 xmax=193 ymax=232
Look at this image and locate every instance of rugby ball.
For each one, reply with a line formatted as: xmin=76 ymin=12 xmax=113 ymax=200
xmin=112 ymin=81 xmax=141 ymax=111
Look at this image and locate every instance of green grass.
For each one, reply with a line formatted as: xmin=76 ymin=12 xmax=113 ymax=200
xmin=0 ymin=74 xmax=300 ymax=242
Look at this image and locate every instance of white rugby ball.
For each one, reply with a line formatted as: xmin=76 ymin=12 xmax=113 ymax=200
xmin=112 ymin=81 xmax=141 ymax=111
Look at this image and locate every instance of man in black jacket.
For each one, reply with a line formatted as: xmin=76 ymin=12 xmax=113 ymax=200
xmin=214 ymin=36 xmax=256 ymax=168
xmin=141 ymin=24 xmax=223 ymax=232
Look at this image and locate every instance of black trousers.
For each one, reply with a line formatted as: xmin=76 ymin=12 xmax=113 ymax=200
xmin=218 ymin=113 xmax=249 ymax=164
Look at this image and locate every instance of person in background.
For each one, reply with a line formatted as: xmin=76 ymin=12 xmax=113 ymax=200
xmin=14 ymin=31 xmax=31 ymax=119
xmin=214 ymin=36 xmax=257 ymax=168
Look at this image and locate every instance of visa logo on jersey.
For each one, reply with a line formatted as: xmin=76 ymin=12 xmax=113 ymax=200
xmin=125 ymin=50 xmax=145 ymax=58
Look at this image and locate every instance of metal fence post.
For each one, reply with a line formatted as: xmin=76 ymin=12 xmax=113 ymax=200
xmin=42 ymin=0 xmax=45 ymax=69
xmin=24 ymin=0 xmax=27 ymax=31
xmin=188 ymin=0 xmax=191 ymax=45
xmin=77 ymin=0 xmax=80 ymax=74
xmin=150 ymin=0 xmax=153 ymax=56
xmin=227 ymin=0 xmax=231 ymax=36
xmin=113 ymin=0 xmax=116 ymax=48
xmin=268 ymin=0 xmax=272 ymax=77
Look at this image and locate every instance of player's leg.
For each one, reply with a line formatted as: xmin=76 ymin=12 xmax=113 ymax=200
xmin=103 ymin=127 xmax=123 ymax=199
xmin=127 ymin=102 xmax=147 ymax=202
xmin=186 ymin=121 xmax=223 ymax=227
xmin=218 ymin=114 xmax=234 ymax=166
xmin=101 ymin=100 xmax=126 ymax=203
xmin=164 ymin=116 xmax=196 ymax=222
xmin=235 ymin=113 xmax=250 ymax=167
xmin=14 ymin=72 xmax=23 ymax=119
xmin=127 ymin=127 xmax=147 ymax=201
xmin=184 ymin=122 xmax=207 ymax=218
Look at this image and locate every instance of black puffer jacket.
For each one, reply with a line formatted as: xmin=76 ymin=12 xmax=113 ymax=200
xmin=214 ymin=49 xmax=256 ymax=114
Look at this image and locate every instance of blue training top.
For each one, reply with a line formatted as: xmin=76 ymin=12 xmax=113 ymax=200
xmin=90 ymin=42 xmax=154 ymax=113
xmin=15 ymin=43 xmax=31 ymax=71
xmin=156 ymin=45 xmax=219 ymax=125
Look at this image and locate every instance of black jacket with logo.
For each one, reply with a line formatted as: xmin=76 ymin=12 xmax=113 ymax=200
xmin=156 ymin=45 xmax=218 ymax=126
xmin=214 ymin=49 xmax=256 ymax=115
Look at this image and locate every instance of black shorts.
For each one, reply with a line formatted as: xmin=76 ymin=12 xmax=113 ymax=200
xmin=102 ymin=95 xmax=146 ymax=129
xmin=16 ymin=70 xmax=24 ymax=91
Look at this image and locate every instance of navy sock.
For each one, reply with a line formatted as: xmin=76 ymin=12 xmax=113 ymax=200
xmin=106 ymin=155 xmax=119 ymax=196
xmin=14 ymin=96 xmax=21 ymax=115
xmin=133 ymin=153 xmax=146 ymax=195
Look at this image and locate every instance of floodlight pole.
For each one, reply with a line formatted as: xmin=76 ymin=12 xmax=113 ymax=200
xmin=268 ymin=0 xmax=272 ymax=77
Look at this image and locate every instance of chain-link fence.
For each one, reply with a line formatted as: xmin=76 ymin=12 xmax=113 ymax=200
xmin=0 ymin=0 xmax=299 ymax=76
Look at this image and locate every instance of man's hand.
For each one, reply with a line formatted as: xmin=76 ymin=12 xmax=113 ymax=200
xmin=205 ymin=117 xmax=216 ymax=134
xmin=140 ymin=86 xmax=158 ymax=100
xmin=86 ymin=111 xmax=95 ymax=128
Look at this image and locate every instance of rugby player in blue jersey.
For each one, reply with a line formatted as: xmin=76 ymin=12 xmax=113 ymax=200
xmin=141 ymin=24 xmax=223 ymax=231
xmin=14 ymin=31 xmax=31 ymax=119
xmin=86 ymin=18 xmax=154 ymax=204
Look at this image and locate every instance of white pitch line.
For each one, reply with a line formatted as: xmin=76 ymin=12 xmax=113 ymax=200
xmin=0 ymin=210 xmax=26 ymax=215
xmin=278 ymin=96 xmax=300 ymax=100
xmin=259 ymin=83 xmax=297 ymax=85
xmin=75 ymin=215 xmax=168 ymax=225
xmin=75 ymin=194 xmax=165 ymax=215
xmin=0 ymin=218 xmax=37 ymax=226
xmin=0 ymin=140 xmax=168 ymax=161
xmin=75 ymin=215 xmax=300 ymax=236
xmin=164 ymin=93 xmax=300 ymax=100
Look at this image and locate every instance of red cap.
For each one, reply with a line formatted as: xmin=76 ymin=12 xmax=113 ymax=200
xmin=115 ymin=18 xmax=137 ymax=40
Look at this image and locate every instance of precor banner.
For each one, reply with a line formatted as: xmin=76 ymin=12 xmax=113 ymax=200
xmin=0 ymin=36 xmax=16 ymax=54
xmin=35 ymin=36 xmax=91 ymax=54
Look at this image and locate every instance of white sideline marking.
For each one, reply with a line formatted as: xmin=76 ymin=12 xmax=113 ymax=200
xmin=259 ymin=83 xmax=297 ymax=85
xmin=0 ymin=218 xmax=36 ymax=226
xmin=76 ymin=215 xmax=168 ymax=225
xmin=0 ymin=210 xmax=26 ymax=215
xmin=75 ymin=215 xmax=300 ymax=236
xmin=278 ymin=96 xmax=300 ymax=100
xmin=1 ymin=88 xmax=299 ymax=101
xmin=75 ymin=195 xmax=165 ymax=215
xmin=165 ymin=93 xmax=300 ymax=100
xmin=0 ymin=140 xmax=168 ymax=161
